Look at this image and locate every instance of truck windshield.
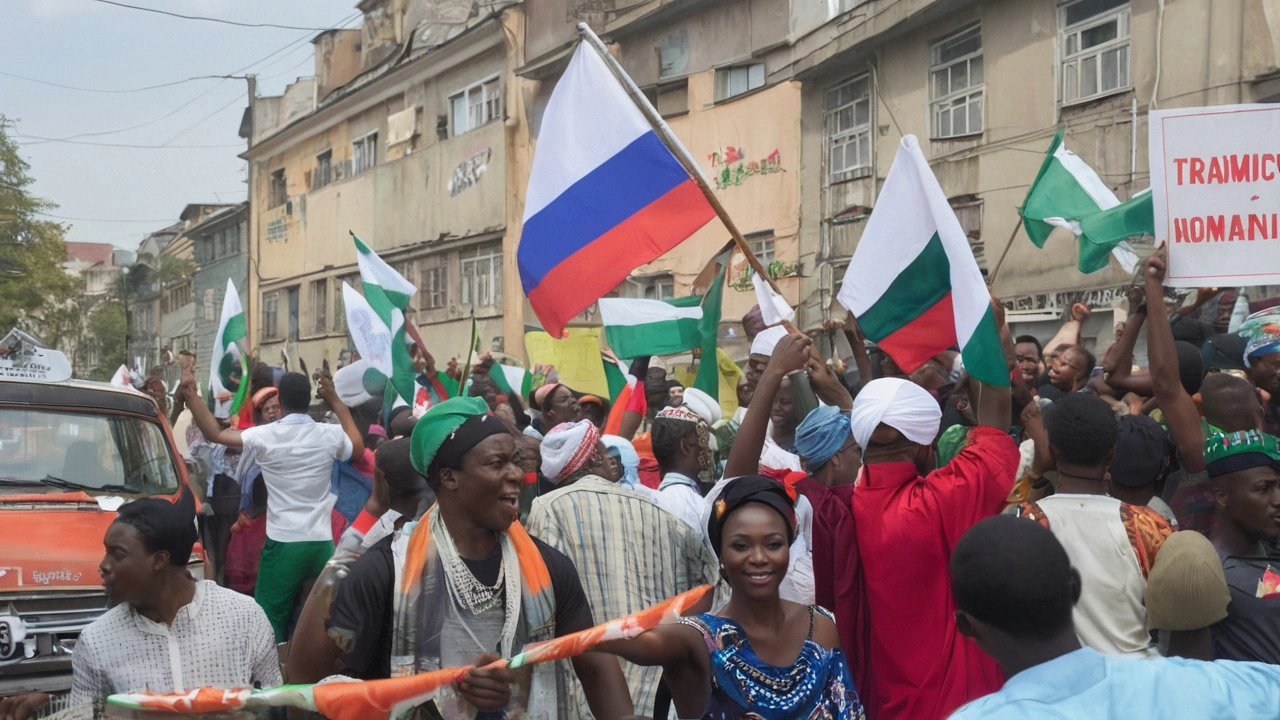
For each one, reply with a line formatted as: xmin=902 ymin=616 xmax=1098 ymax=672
xmin=0 ymin=408 xmax=179 ymax=496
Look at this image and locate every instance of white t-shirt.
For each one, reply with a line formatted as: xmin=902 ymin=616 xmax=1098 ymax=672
xmin=240 ymin=413 xmax=352 ymax=543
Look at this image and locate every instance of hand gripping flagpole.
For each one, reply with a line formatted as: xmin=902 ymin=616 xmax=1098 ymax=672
xmin=576 ymin=22 xmax=786 ymax=299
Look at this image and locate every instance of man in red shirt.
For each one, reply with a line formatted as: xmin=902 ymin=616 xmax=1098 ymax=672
xmin=849 ymin=325 xmax=1019 ymax=718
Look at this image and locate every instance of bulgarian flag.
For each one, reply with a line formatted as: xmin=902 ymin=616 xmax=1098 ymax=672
xmin=209 ymin=279 xmax=249 ymax=416
xmin=598 ymin=298 xmax=703 ymax=359
xmin=353 ymin=232 xmax=417 ymax=407
xmin=838 ymin=136 xmax=1008 ymax=388
xmin=1020 ymin=128 xmax=1149 ymax=274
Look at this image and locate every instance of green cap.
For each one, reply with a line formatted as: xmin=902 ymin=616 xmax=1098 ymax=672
xmin=410 ymin=396 xmax=490 ymax=474
xmin=1203 ymin=429 xmax=1280 ymax=477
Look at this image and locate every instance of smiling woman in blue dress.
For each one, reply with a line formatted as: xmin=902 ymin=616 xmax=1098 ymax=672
xmin=595 ymin=475 xmax=865 ymax=719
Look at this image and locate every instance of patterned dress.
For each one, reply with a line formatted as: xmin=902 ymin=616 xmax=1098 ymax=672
xmin=678 ymin=607 xmax=866 ymax=720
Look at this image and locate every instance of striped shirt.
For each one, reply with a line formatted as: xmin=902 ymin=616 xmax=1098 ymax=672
xmin=527 ymin=475 xmax=718 ymax=719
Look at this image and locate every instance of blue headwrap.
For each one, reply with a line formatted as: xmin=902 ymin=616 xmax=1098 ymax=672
xmin=601 ymin=434 xmax=641 ymax=488
xmin=794 ymin=405 xmax=852 ymax=469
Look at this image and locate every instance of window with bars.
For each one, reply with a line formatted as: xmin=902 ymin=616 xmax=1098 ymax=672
xmin=311 ymin=279 xmax=328 ymax=334
xmin=334 ymin=274 xmax=359 ymax=332
xmin=714 ymin=63 xmax=765 ymax=101
xmin=352 ymin=133 xmax=378 ymax=175
xmin=460 ymin=244 xmax=503 ymax=308
xmin=930 ymin=24 xmax=984 ymax=138
xmin=420 ymin=261 xmax=447 ymax=310
xmin=269 ymin=169 xmax=287 ymax=208
xmin=1060 ymin=0 xmax=1130 ymax=104
xmin=824 ymin=76 xmax=872 ymax=183
xmin=450 ymin=77 xmax=502 ymax=136
xmin=262 ymin=291 xmax=279 ymax=340
xmin=314 ymin=149 xmax=333 ymax=189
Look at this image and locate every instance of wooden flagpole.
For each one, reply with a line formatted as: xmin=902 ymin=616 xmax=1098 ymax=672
xmin=576 ymin=22 xmax=785 ymax=298
xmin=987 ymin=217 xmax=1023 ymax=286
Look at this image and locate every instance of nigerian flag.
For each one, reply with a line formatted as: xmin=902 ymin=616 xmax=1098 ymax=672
xmin=837 ymin=136 xmax=1008 ymax=387
xmin=1020 ymin=128 xmax=1150 ymax=274
xmin=353 ymin=232 xmax=417 ymax=407
xmin=210 ymin=279 xmax=249 ymax=416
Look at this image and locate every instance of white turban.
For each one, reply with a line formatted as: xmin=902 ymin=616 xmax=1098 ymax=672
xmin=750 ymin=325 xmax=789 ymax=357
xmin=680 ymin=386 xmax=722 ymax=426
xmin=540 ymin=420 xmax=601 ymax=482
xmin=849 ymin=378 xmax=942 ymax=450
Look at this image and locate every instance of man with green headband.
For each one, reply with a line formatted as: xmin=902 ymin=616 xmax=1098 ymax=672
xmin=1204 ymin=429 xmax=1280 ymax=664
xmin=329 ymin=397 xmax=633 ymax=718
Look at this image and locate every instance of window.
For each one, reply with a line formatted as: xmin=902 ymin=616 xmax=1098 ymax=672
xmin=314 ymin=149 xmax=333 ymax=189
xmin=950 ymin=196 xmax=987 ymax=277
xmin=311 ymin=279 xmax=328 ymax=334
xmin=352 ymin=133 xmax=378 ymax=175
xmin=195 ymin=239 xmax=211 ymax=264
xmin=449 ymin=77 xmax=502 ymax=136
xmin=218 ymin=228 xmax=229 ymax=258
xmin=824 ymin=76 xmax=873 ymax=183
xmin=269 ymin=169 xmax=287 ymax=208
xmin=262 ymin=291 xmax=279 ymax=340
xmin=645 ymin=276 xmax=675 ymax=301
xmin=643 ymin=80 xmax=690 ymax=117
xmin=714 ymin=63 xmax=765 ymax=101
xmin=749 ymin=235 xmax=775 ymax=265
xmin=931 ymin=24 xmax=984 ymax=138
xmin=334 ymin=274 xmax=359 ymax=332
xmin=226 ymin=225 xmax=240 ymax=255
xmin=460 ymin=244 xmax=503 ymax=308
xmin=420 ymin=261 xmax=447 ymax=310
xmin=1060 ymin=0 xmax=1130 ymax=104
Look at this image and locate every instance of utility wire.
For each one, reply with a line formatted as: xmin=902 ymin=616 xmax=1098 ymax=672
xmin=15 ymin=134 xmax=241 ymax=149
xmin=0 ymin=70 xmax=228 ymax=94
xmin=90 ymin=0 xmax=334 ymax=31
xmin=36 ymin=211 xmax=178 ymax=223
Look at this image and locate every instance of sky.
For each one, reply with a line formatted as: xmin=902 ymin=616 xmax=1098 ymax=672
xmin=1 ymin=0 xmax=359 ymax=250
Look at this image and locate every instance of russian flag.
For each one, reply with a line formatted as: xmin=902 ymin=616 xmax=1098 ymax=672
xmin=518 ymin=42 xmax=716 ymax=338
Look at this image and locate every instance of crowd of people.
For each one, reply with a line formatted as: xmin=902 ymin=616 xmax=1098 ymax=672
xmin=6 ymin=248 xmax=1280 ymax=719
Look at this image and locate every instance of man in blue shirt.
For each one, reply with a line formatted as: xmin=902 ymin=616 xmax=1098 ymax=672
xmin=948 ymin=515 xmax=1280 ymax=719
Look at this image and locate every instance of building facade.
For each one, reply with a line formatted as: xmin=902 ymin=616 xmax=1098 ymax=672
xmin=790 ymin=0 xmax=1280 ymax=355
xmin=62 ymin=242 xmax=126 ymax=377
xmin=189 ymin=203 xmax=249 ymax=385
xmin=242 ymin=0 xmax=526 ymax=369
xmin=239 ymin=0 xmax=1280 ymax=367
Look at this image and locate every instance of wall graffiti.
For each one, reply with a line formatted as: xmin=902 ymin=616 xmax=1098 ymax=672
xmin=1004 ymin=286 xmax=1126 ymax=313
xmin=449 ymin=147 xmax=491 ymax=197
xmin=266 ymin=216 xmax=288 ymax=244
xmin=707 ymin=147 xmax=784 ymax=189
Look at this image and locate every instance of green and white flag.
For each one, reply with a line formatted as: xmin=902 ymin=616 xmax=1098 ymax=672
xmin=598 ymin=298 xmax=703 ymax=359
xmin=490 ymin=363 xmax=533 ymax=402
xmin=341 ymin=282 xmax=392 ymax=399
xmin=1020 ymin=128 xmax=1150 ymax=274
xmin=210 ymin=279 xmax=249 ymax=417
xmin=352 ymin=233 xmax=417 ymax=407
xmin=837 ymin=136 xmax=1008 ymax=387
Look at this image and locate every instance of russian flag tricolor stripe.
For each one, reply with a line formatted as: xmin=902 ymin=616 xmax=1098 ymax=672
xmin=518 ymin=39 xmax=715 ymax=337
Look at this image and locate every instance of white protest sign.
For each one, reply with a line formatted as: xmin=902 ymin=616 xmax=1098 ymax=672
xmin=1149 ymin=104 xmax=1280 ymax=287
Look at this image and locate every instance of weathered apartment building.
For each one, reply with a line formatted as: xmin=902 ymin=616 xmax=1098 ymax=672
xmin=241 ymin=0 xmax=525 ymax=368
xmin=62 ymin=242 xmax=129 ymax=377
xmin=241 ymin=0 xmax=1280 ymax=364
xmin=188 ymin=202 xmax=249 ymax=385
xmin=789 ymin=0 xmax=1280 ymax=353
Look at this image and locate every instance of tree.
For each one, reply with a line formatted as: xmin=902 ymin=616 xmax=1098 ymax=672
xmin=86 ymin=298 xmax=126 ymax=381
xmin=0 ymin=116 xmax=80 ymax=345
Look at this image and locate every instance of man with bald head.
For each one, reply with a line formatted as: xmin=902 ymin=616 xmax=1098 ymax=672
xmin=847 ymin=299 xmax=1021 ymax=720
